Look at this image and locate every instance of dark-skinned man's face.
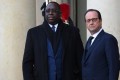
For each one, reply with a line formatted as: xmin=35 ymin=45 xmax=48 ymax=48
xmin=45 ymin=2 xmax=61 ymax=25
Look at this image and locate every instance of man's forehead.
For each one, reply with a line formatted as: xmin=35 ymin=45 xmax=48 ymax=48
xmin=46 ymin=3 xmax=55 ymax=7
xmin=86 ymin=11 xmax=98 ymax=16
xmin=86 ymin=11 xmax=98 ymax=18
xmin=46 ymin=3 xmax=58 ymax=9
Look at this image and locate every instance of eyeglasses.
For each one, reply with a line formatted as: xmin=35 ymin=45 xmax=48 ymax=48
xmin=45 ymin=9 xmax=60 ymax=13
xmin=86 ymin=18 xmax=99 ymax=23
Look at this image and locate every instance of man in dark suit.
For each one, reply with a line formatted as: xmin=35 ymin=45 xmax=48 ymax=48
xmin=22 ymin=2 xmax=84 ymax=80
xmin=82 ymin=9 xmax=119 ymax=80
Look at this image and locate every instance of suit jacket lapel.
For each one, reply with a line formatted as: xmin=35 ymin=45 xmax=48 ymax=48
xmin=84 ymin=30 xmax=105 ymax=63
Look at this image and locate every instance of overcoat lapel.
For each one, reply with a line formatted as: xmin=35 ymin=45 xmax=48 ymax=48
xmin=38 ymin=20 xmax=65 ymax=64
xmin=37 ymin=24 xmax=48 ymax=74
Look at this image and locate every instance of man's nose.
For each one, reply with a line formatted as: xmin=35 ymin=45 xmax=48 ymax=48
xmin=48 ymin=10 xmax=54 ymax=14
xmin=89 ymin=20 xmax=94 ymax=24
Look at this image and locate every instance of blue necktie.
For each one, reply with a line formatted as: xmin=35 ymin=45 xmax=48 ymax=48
xmin=52 ymin=25 xmax=55 ymax=32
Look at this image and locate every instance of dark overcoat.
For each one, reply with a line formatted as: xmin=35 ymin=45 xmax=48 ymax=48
xmin=23 ymin=20 xmax=84 ymax=80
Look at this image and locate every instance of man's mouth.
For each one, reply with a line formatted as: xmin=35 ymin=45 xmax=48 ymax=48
xmin=48 ymin=17 xmax=55 ymax=22
xmin=48 ymin=17 xmax=54 ymax=20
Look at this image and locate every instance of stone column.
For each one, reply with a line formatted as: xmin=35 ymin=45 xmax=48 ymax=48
xmin=87 ymin=0 xmax=120 ymax=79
xmin=0 ymin=0 xmax=36 ymax=80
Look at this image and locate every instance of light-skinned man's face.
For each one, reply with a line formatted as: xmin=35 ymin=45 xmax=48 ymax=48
xmin=85 ymin=11 xmax=102 ymax=35
xmin=45 ymin=2 xmax=61 ymax=25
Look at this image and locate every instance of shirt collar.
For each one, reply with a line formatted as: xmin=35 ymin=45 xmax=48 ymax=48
xmin=92 ymin=28 xmax=103 ymax=39
xmin=90 ymin=28 xmax=102 ymax=45
xmin=49 ymin=24 xmax=58 ymax=32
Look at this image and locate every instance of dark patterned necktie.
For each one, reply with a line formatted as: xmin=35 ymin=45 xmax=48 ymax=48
xmin=51 ymin=25 xmax=55 ymax=32
xmin=86 ymin=36 xmax=94 ymax=50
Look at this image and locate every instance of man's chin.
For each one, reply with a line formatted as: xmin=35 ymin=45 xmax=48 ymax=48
xmin=48 ymin=21 xmax=56 ymax=25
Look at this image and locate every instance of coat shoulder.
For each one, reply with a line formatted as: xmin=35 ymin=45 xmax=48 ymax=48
xmin=27 ymin=25 xmax=45 ymax=34
xmin=104 ymin=32 xmax=117 ymax=40
xmin=102 ymin=32 xmax=118 ymax=44
xmin=63 ymin=24 xmax=80 ymax=33
xmin=29 ymin=25 xmax=43 ymax=31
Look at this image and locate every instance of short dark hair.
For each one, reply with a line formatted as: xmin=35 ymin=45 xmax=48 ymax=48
xmin=84 ymin=9 xmax=102 ymax=21
xmin=46 ymin=1 xmax=61 ymax=13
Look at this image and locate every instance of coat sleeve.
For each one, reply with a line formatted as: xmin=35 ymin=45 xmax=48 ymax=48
xmin=105 ymin=35 xmax=119 ymax=80
xmin=74 ymin=27 xmax=84 ymax=80
xmin=22 ymin=29 xmax=34 ymax=80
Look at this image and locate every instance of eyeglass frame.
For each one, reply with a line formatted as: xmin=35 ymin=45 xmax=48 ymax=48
xmin=86 ymin=18 xmax=99 ymax=23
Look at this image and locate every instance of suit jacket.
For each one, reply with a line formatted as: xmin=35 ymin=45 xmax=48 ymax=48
xmin=22 ymin=20 xmax=84 ymax=80
xmin=82 ymin=30 xmax=119 ymax=80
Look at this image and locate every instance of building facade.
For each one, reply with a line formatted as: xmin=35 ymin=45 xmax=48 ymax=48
xmin=0 ymin=0 xmax=119 ymax=80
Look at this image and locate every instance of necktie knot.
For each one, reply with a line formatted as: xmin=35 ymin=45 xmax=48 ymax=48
xmin=51 ymin=25 xmax=55 ymax=32
xmin=89 ymin=36 xmax=94 ymax=41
